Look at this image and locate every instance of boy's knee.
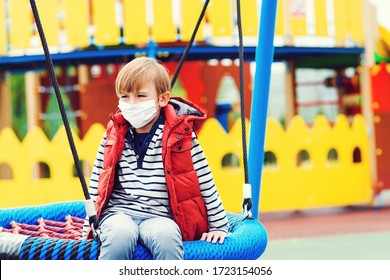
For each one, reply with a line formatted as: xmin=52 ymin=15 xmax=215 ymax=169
xmin=100 ymin=214 xmax=138 ymax=243
xmin=98 ymin=215 xmax=139 ymax=260
xmin=141 ymin=218 xmax=182 ymax=243
xmin=139 ymin=218 xmax=183 ymax=260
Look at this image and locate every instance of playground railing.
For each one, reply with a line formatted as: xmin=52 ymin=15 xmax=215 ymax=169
xmin=0 ymin=0 xmax=366 ymax=55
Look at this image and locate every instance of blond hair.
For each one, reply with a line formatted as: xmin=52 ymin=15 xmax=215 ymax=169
xmin=115 ymin=57 xmax=171 ymax=96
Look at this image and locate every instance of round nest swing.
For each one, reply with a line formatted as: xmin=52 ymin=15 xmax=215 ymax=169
xmin=0 ymin=0 xmax=273 ymax=261
xmin=0 ymin=201 xmax=268 ymax=260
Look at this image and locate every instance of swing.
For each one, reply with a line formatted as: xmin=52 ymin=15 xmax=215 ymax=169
xmin=0 ymin=0 xmax=275 ymax=260
xmin=0 ymin=200 xmax=267 ymax=260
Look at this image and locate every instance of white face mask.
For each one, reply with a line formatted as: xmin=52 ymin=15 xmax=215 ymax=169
xmin=118 ymin=99 xmax=158 ymax=128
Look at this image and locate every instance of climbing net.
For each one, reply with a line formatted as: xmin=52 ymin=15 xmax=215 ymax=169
xmin=1 ymin=216 xmax=84 ymax=240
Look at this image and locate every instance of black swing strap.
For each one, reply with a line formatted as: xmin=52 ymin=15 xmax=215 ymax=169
xmin=29 ymin=0 xmax=99 ymax=237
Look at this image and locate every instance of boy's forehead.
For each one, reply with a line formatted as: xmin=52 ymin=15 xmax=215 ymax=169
xmin=118 ymin=81 xmax=156 ymax=95
xmin=123 ymin=80 xmax=146 ymax=92
xmin=133 ymin=81 xmax=155 ymax=91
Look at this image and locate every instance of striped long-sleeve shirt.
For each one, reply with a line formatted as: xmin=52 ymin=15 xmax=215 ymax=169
xmin=84 ymin=117 xmax=228 ymax=236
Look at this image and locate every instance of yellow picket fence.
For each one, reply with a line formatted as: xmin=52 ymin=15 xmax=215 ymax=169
xmin=0 ymin=0 xmax=365 ymax=54
xmin=0 ymin=115 xmax=372 ymax=213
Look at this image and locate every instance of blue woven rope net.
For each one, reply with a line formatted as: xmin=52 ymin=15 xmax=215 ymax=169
xmin=0 ymin=201 xmax=267 ymax=260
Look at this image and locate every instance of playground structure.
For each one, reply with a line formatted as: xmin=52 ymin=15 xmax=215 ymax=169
xmin=0 ymin=0 xmax=389 ymax=215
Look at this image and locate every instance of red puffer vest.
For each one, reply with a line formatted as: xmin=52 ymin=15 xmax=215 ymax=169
xmin=88 ymin=97 xmax=209 ymax=241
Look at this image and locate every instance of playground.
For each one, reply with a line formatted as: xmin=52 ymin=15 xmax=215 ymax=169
xmin=1 ymin=0 xmax=390 ymax=261
xmin=261 ymin=197 xmax=390 ymax=259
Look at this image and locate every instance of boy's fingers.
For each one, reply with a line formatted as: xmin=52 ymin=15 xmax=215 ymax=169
xmin=218 ymin=235 xmax=226 ymax=244
xmin=201 ymin=232 xmax=227 ymax=244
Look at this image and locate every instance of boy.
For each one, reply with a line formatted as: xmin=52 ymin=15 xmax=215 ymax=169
xmin=84 ymin=57 xmax=228 ymax=260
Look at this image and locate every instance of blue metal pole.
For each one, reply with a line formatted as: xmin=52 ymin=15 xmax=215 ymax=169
xmin=248 ymin=0 xmax=278 ymax=219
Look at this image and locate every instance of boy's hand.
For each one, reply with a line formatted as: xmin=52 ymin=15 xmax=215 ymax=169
xmin=200 ymin=230 xmax=228 ymax=244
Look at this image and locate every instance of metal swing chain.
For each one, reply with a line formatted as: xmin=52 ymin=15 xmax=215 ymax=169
xmin=236 ymin=0 xmax=253 ymax=218
xmin=29 ymin=0 xmax=99 ymax=238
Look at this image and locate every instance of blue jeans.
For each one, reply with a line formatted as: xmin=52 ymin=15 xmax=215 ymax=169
xmin=98 ymin=213 xmax=184 ymax=260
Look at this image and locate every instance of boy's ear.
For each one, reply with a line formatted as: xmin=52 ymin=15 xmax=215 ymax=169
xmin=158 ymin=91 xmax=171 ymax=107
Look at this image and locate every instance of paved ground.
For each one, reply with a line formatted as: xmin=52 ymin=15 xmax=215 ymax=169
xmin=259 ymin=191 xmax=390 ymax=260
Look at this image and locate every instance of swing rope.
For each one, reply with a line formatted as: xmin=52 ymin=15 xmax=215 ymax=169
xmin=170 ymin=0 xmax=210 ymax=89
xmin=29 ymin=0 xmax=99 ymax=237
xmin=236 ymin=0 xmax=248 ymax=184
xmin=236 ymin=0 xmax=252 ymax=217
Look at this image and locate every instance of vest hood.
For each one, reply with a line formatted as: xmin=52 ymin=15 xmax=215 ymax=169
xmin=165 ymin=97 xmax=207 ymax=134
xmin=168 ymin=97 xmax=204 ymax=118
